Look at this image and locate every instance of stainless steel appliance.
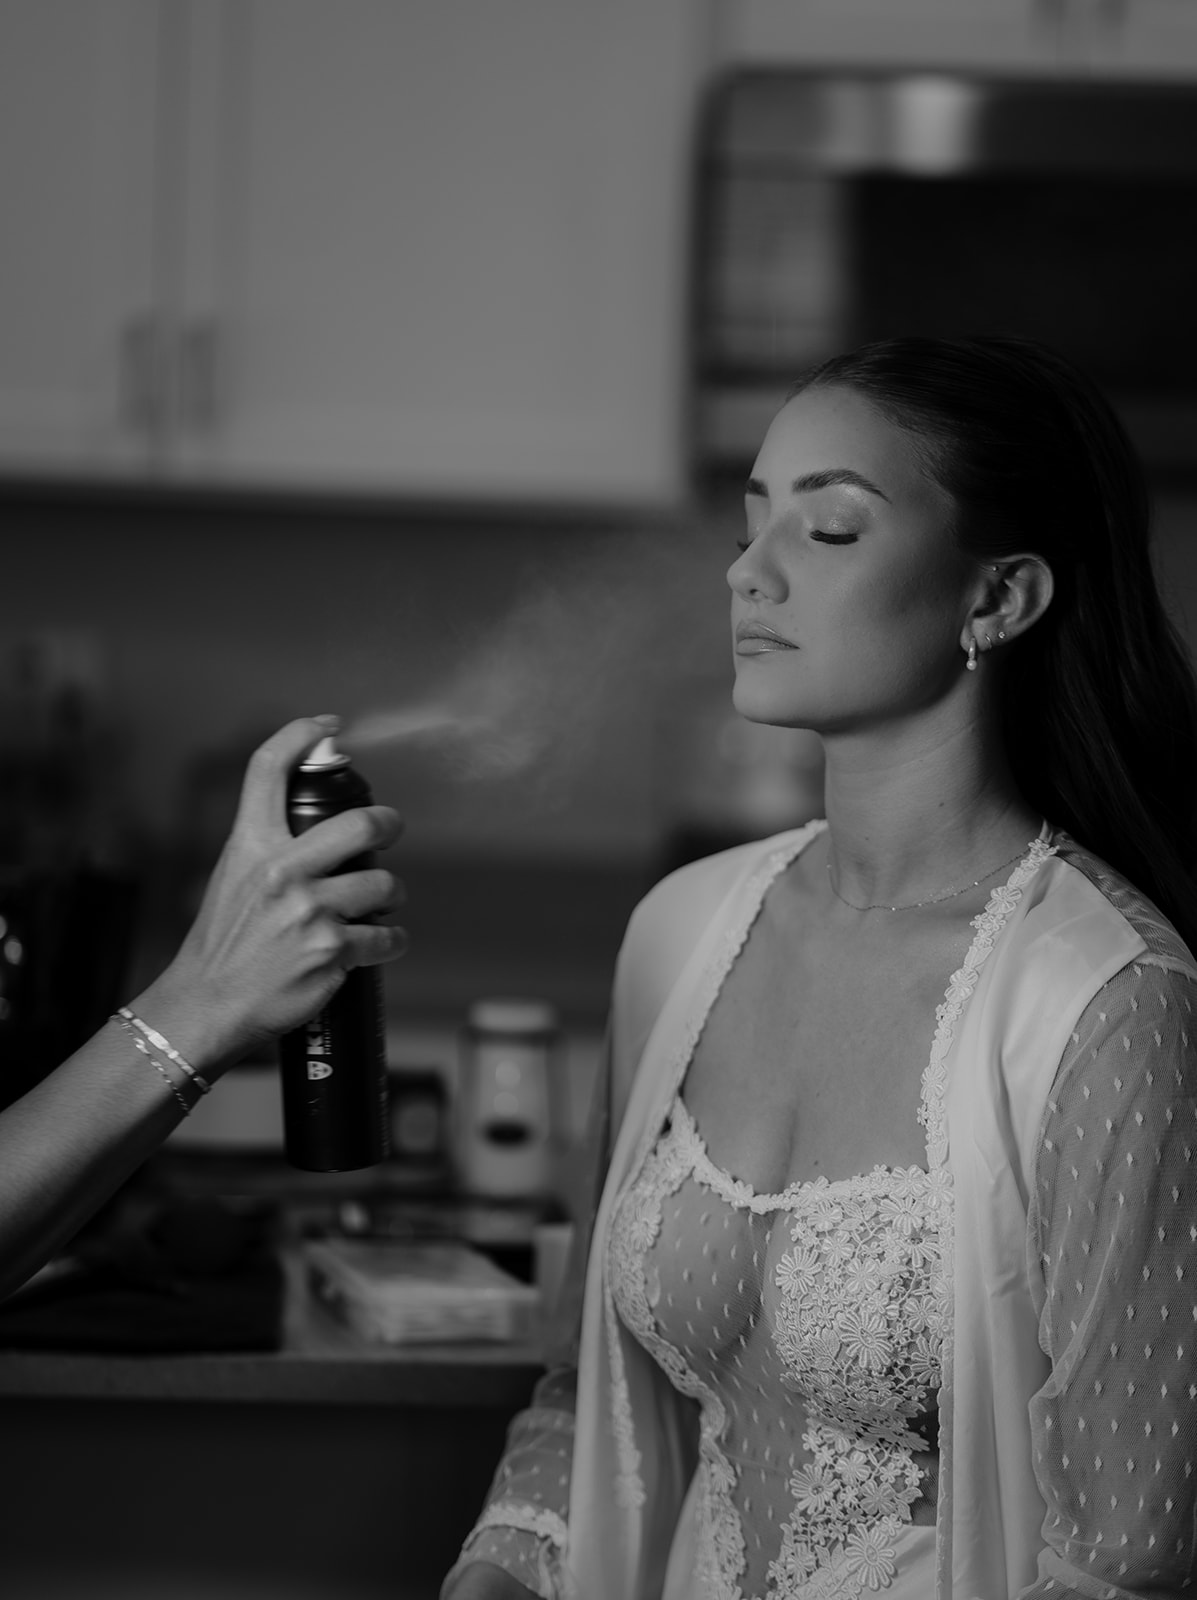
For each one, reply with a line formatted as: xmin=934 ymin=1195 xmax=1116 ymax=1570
xmin=691 ymin=73 xmax=1197 ymax=486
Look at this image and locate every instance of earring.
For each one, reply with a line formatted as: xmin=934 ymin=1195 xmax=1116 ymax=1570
xmin=966 ymin=638 xmax=978 ymax=671
xmin=997 ymin=630 xmax=1006 ymax=641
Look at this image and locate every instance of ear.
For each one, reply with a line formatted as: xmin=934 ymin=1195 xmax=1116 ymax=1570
xmin=964 ymin=555 xmax=1054 ymax=657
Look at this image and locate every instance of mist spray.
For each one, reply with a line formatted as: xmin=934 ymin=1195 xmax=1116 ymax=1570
xmin=278 ymin=737 xmax=390 ymax=1171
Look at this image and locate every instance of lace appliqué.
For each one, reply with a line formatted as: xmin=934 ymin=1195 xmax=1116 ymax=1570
xmin=767 ymin=1167 xmax=944 ymax=1598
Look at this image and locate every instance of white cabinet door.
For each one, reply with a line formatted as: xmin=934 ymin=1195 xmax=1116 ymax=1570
xmin=724 ymin=0 xmax=1063 ymax=74
xmin=177 ymin=0 xmax=695 ymax=502
xmin=0 ymin=0 xmax=161 ymax=476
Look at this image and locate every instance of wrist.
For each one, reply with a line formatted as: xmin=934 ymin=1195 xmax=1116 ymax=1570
xmin=125 ymin=970 xmax=242 ymax=1086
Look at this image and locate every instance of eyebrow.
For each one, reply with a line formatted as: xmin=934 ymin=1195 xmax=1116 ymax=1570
xmin=744 ymin=468 xmax=891 ymax=504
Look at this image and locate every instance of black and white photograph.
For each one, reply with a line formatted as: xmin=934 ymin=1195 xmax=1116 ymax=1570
xmin=2 ymin=5 xmax=1197 ymax=1599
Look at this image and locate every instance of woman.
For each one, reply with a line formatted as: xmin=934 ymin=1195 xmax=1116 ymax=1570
xmin=0 ymin=714 xmax=406 ymax=1302
xmin=444 ymin=337 xmax=1197 ymax=1599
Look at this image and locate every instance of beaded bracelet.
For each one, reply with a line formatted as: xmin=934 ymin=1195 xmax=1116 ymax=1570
xmin=112 ymin=1014 xmax=196 ymax=1115
xmin=117 ymin=1006 xmax=212 ymax=1095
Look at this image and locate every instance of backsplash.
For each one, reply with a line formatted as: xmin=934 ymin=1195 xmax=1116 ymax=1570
xmin=0 ymin=488 xmax=739 ymax=858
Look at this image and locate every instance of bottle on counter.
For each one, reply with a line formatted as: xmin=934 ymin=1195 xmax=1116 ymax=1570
xmin=454 ymin=999 xmax=560 ymax=1201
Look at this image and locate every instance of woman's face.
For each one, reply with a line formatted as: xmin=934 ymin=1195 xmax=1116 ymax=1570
xmin=728 ymin=384 xmax=977 ymax=735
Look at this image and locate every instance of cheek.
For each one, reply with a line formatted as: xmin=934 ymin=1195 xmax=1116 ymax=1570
xmin=848 ymin=557 xmax=959 ymax=641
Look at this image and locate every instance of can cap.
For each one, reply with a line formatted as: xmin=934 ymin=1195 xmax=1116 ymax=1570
xmin=300 ymin=735 xmax=351 ymax=771
xmin=468 ymin=998 xmax=559 ymax=1036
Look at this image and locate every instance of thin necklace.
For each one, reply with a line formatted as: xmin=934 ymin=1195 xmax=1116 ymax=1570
xmin=826 ymin=836 xmax=1037 ymax=913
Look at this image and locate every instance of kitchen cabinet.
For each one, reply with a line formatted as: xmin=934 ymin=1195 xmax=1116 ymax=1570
xmin=0 ymin=0 xmax=698 ymax=502
xmin=1077 ymin=2 xmax=1197 ymax=77
xmin=0 ymin=1 xmax=161 ymax=476
xmin=720 ymin=0 xmax=1197 ymax=76
xmin=722 ymin=0 xmax=1069 ymax=73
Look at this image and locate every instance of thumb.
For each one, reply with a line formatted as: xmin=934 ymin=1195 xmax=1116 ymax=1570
xmin=233 ymin=715 xmax=341 ymax=839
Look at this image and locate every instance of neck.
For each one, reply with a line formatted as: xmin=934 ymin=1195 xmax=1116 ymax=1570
xmin=819 ymin=710 xmax=1042 ymax=909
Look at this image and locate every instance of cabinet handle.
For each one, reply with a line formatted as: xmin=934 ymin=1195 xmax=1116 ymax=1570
xmin=119 ymin=315 xmax=169 ymax=441
xmin=181 ymin=318 xmax=221 ymax=433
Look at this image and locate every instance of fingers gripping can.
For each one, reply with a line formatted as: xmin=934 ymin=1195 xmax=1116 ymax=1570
xmin=278 ymin=737 xmax=390 ymax=1171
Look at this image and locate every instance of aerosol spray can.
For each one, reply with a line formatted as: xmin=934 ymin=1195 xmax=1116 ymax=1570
xmin=278 ymin=736 xmax=390 ymax=1171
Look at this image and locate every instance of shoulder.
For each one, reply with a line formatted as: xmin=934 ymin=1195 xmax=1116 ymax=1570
xmin=620 ymin=821 xmax=825 ymax=969
xmin=1031 ymin=833 xmax=1197 ymax=1154
xmin=1035 ymin=958 xmax=1197 ymax=1253
xmin=1037 ymin=895 xmax=1197 ymax=1213
xmin=609 ymin=820 xmax=826 ymax=1061
xmin=1048 ymin=828 xmax=1197 ymax=976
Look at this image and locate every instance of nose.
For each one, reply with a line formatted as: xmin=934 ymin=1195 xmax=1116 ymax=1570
xmin=727 ymin=534 xmax=787 ymax=604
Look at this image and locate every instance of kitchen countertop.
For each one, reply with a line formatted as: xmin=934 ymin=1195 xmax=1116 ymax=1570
xmin=0 ymin=1252 xmax=546 ymax=1408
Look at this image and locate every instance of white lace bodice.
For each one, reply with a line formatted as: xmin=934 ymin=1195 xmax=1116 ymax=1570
xmin=607 ymin=1092 xmax=947 ymax=1598
xmin=594 ymin=823 xmax=1057 ymax=1598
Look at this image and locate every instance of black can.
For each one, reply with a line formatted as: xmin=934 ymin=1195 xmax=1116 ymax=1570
xmin=278 ymin=738 xmax=390 ymax=1171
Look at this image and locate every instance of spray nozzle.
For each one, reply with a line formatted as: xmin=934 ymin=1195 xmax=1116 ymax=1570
xmin=301 ymin=735 xmax=351 ymax=771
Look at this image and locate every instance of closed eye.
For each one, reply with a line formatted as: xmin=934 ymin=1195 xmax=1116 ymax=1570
xmin=735 ymin=530 xmax=858 ymax=552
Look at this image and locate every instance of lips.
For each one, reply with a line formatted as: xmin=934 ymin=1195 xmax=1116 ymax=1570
xmin=735 ymin=621 xmax=797 ymax=653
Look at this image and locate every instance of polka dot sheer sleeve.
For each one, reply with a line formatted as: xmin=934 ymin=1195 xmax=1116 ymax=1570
xmin=443 ymin=1037 xmax=615 ymax=1600
xmin=444 ymin=1366 xmax=577 ymax=1599
xmin=1023 ymin=958 xmax=1197 ymax=1599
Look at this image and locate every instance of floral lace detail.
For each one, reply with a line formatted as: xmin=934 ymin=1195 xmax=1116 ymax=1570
xmin=610 ymin=1105 xmax=940 ymax=1600
xmin=766 ymin=1169 xmax=945 ymax=1597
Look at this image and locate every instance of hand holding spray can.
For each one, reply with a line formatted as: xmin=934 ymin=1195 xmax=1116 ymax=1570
xmin=278 ymin=736 xmax=390 ymax=1171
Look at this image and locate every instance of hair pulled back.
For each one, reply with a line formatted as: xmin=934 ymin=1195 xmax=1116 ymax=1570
xmin=793 ymin=334 xmax=1197 ymax=952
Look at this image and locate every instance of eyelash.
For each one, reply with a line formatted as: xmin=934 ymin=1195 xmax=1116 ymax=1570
xmin=735 ymin=532 xmax=858 ymax=552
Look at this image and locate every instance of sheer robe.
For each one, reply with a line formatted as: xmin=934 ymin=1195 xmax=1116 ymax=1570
xmin=448 ymin=824 xmax=1197 ymax=1599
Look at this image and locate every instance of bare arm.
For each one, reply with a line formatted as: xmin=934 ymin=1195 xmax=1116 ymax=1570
xmin=0 ymin=715 xmax=405 ymax=1302
xmin=441 ymin=1562 xmax=540 ymax=1600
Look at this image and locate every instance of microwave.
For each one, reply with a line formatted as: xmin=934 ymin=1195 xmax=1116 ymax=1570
xmin=690 ymin=72 xmax=1197 ymax=489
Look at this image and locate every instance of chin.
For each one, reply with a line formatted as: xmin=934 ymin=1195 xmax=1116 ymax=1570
xmin=730 ymin=676 xmax=815 ymax=729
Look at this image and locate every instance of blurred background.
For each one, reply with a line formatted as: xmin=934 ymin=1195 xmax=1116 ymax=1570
xmin=4 ymin=2 xmax=1197 ymax=1596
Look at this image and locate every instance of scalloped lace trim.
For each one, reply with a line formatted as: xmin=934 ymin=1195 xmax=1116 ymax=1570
xmin=460 ymin=1500 xmax=574 ymax=1600
xmin=604 ymin=820 xmax=1056 ymax=1599
xmin=670 ymin=1092 xmax=928 ymax=1214
xmin=474 ymin=1499 xmax=568 ymax=1550
xmin=919 ymin=823 xmax=1056 ymax=1600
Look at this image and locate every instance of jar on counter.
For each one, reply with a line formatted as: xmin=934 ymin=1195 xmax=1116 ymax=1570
xmin=388 ymin=1067 xmax=451 ymax=1185
xmin=454 ymin=999 xmax=560 ymax=1200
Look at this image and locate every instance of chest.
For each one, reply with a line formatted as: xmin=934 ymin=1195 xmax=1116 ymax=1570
xmin=684 ymin=898 xmax=977 ymax=1192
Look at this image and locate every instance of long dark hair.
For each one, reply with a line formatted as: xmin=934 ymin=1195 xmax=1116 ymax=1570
xmin=793 ymin=334 xmax=1197 ymax=952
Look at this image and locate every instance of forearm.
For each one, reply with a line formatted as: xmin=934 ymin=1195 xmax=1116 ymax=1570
xmin=441 ymin=1560 xmax=542 ymax=1600
xmin=0 ymin=986 xmax=231 ymax=1301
